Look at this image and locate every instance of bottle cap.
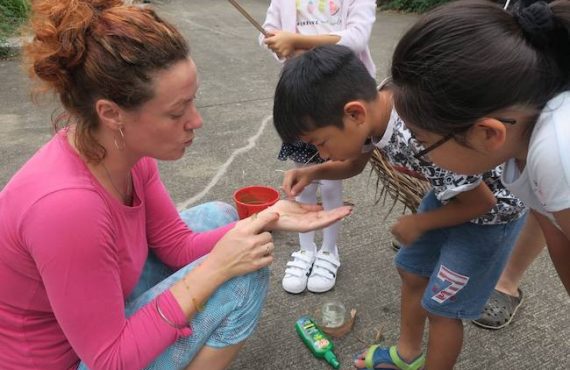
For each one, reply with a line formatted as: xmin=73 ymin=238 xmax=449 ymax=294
xmin=324 ymin=350 xmax=340 ymax=369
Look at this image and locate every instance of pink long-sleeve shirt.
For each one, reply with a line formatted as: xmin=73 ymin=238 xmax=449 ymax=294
xmin=0 ymin=130 xmax=234 ymax=369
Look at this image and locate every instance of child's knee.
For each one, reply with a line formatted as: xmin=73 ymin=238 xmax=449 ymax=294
xmin=398 ymin=268 xmax=428 ymax=290
xmin=427 ymin=312 xmax=462 ymax=326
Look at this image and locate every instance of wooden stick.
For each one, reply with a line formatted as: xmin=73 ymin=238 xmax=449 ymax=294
xmin=228 ymin=0 xmax=268 ymax=37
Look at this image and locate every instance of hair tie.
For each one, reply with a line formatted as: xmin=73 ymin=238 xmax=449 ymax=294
xmin=514 ymin=0 xmax=555 ymax=47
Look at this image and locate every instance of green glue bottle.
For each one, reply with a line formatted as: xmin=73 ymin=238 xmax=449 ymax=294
xmin=295 ymin=315 xmax=340 ymax=369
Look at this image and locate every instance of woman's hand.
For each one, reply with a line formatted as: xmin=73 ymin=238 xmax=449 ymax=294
xmin=206 ymin=212 xmax=279 ymax=280
xmin=391 ymin=214 xmax=427 ymax=246
xmin=281 ymin=167 xmax=315 ymax=199
xmin=261 ymin=200 xmax=352 ymax=232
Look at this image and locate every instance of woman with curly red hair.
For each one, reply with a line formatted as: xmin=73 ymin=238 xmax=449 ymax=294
xmin=0 ymin=1 xmax=351 ymax=369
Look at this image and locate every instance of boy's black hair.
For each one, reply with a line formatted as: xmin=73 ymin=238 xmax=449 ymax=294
xmin=273 ymin=44 xmax=378 ymax=143
xmin=391 ymin=0 xmax=570 ymax=138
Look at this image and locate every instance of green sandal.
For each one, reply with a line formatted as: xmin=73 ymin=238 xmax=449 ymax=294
xmin=355 ymin=345 xmax=425 ymax=369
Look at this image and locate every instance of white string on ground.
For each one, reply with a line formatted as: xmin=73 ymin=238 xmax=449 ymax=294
xmin=176 ymin=114 xmax=272 ymax=211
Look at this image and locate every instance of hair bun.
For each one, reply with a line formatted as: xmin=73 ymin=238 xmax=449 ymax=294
xmin=91 ymin=0 xmax=123 ymax=12
xmin=514 ymin=0 xmax=555 ymax=47
xmin=25 ymin=0 xmax=124 ymax=94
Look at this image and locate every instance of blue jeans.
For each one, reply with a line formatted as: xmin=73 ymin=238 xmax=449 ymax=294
xmin=395 ymin=191 xmax=526 ymax=319
xmin=78 ymin=201 xmax=269 ymax=370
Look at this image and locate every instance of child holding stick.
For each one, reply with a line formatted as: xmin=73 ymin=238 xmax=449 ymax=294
xmin=259 ymin=0 xmax=376 ymax=293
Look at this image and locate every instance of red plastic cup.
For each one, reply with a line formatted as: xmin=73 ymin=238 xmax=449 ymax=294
xmin=233 ymin=185 xmax=280 ymax=220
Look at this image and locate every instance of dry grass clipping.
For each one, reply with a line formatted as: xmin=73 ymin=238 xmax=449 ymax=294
xmin=369 ymin=149 xmax=430 ymax=215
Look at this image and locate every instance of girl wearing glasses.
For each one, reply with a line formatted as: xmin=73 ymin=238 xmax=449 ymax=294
xmin=390 ymin=0 xmax=570 ymax=300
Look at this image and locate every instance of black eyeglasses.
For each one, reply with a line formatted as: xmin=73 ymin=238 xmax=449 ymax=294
xmin=413 ymin=117 xmax=516 ymax=160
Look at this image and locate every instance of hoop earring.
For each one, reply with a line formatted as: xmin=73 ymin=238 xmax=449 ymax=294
xmin=114 ymin=126 xmax=126 ymax=151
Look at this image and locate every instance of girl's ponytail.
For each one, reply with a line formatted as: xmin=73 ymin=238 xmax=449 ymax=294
xmin=550 ymin=1 xmax=570 ymax=87
xmin=514 ymin=0 xmax=570 ymax=86
xmin=514 ymin=0 xmax=556 ymax=47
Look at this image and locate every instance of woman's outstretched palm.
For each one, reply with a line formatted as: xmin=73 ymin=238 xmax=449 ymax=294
xmin=263 ymin=200 xmax=352 ymax=232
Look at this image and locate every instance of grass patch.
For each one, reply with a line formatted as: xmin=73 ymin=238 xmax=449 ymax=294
xmin=0 ymin=0 xmax=30 ymax=57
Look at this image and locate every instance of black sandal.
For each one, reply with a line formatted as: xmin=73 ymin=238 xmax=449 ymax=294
xmin=391 ymin=239 xmax=401 ymax=251
xmin=472 ymin=288 xmax=523 ymax=330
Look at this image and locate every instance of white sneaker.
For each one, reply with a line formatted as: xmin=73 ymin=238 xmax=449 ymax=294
xmin=282 ymin=249 xmax=316 ymax=294
xmin=307 ymin=249 xmax=340 ymax=293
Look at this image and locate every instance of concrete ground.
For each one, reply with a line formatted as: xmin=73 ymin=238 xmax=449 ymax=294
xmin=0 ymin=0 xmax=569 ymax=369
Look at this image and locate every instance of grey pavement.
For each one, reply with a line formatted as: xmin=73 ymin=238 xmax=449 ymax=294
xmin=0 ymin=0 xmax=569 ymax=369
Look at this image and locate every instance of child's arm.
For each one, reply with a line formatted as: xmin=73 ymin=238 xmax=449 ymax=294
xmin=259 ymin=0 xmax=282 ymax=45
xmin=331 ymin=0 xmax=376 ymax=53
xmin=268 ymin=0 xmax=377 ymax=56
xmin=537 ymin=210 xmax=570 ymax=294
xmin=554 ymin=208 xmax=570 ymax=245
xmin=282 ymin=151 xmax=372 ymax=198
xmin=391 ymin=182 xmax=497 ymax=246
xmin=260 ymin=0 xmax=376 ymax=60
xmin=258 ymin=0 xmax=285 ymax=60
xmin=264 ymin=31 xmax=340 ymax=59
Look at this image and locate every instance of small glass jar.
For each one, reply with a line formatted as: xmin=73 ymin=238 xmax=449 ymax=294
xmin=320 ymin=300 xmax=347 ymax=329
